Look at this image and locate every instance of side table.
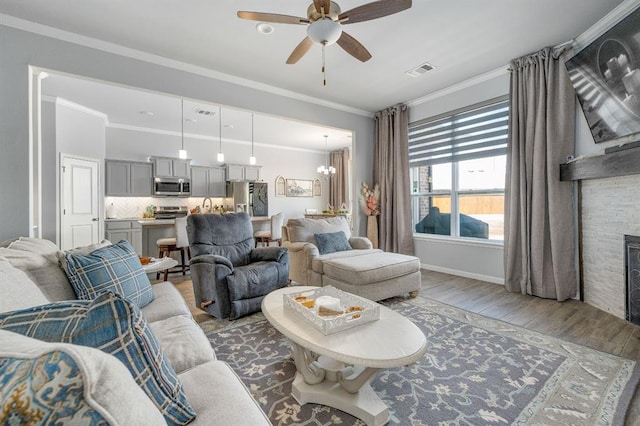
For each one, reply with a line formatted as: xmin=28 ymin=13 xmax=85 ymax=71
xmin=142 ymin=257 xmax=178 ymax=282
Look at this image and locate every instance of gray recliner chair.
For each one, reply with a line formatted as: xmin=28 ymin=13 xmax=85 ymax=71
xmin=187 ymin=212 xmax=290 ymax=320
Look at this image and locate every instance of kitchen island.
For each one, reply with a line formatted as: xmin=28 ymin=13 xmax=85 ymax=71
xmin=137 ymin=216 xmax=271 ymax=257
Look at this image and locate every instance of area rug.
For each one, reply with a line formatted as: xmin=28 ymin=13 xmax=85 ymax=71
xmin=204 ymin=297 xmax=640 ymax=425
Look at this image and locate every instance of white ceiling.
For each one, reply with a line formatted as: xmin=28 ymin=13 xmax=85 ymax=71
xmin=1 ymin=0 xmax=625 ymax=148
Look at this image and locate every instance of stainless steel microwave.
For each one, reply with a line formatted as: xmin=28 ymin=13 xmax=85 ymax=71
xmin=153 ymin=176 xmax=190 ymax=197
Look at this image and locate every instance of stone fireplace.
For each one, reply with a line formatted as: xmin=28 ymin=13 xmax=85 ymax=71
xmin=581 ymin=174 xmax=640 ymax=320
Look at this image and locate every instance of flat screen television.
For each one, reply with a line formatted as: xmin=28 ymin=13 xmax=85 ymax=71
xmin=565 ymin=6 xmax=640 ymax=144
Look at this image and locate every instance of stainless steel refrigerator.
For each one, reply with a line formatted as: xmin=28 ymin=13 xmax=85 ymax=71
xmin=226 ymin=182 xmax=268 ymax=217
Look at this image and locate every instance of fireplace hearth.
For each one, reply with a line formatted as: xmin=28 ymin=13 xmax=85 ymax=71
xmin=625 ymin=235 xmax=640 ymax=325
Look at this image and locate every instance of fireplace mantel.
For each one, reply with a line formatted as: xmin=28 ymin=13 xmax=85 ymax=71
xmin=560 ymin=145 xmax=640 ymax=181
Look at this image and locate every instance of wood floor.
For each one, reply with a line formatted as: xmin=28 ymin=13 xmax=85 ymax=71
xmin=158 ymin=269 xmax=640 ymax=424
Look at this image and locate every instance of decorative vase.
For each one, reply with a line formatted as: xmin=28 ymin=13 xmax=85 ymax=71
xmin=367 ymin=215 xmax=379 ymax=249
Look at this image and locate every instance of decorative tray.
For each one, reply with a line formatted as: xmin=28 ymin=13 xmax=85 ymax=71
xmin=283 ymin=286 xmax=380 ymax=335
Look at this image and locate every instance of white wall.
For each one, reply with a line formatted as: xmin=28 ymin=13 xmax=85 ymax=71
xmin=409 ymin=73 xmax=510 ymax=284
xmin=0 ymin=24 xmax=374 ymax=242
xmin=41 ymin=101 xmax=56 ymax=242
xmin=52 ymin=100 xmax=107 ymax=245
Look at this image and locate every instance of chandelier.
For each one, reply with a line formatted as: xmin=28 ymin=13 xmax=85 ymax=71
xmin=317 ymin=135 xmax=335 ymax=175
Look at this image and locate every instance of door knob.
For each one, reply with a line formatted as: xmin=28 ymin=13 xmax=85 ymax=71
xmin=92 ymin=218 xmax=99 ymax=222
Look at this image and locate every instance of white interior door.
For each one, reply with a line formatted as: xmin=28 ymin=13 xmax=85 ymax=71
xmin=61 ymin=155 xmax=100 ymax=250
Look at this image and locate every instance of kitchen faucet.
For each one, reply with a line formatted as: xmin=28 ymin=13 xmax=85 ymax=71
xmin=202 ymin=197 xmax=212 ymax=213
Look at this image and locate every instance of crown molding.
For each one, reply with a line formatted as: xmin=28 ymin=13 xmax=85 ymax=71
xmin=1 ymin=14 xmax=374 ymax=119
xmin=574 ymin=0 xmax=640 ymax=52
xmin=405 ymin=65 xmax=508 ymax=108
xmin=53 ymin=97 xmax=109 ymax=124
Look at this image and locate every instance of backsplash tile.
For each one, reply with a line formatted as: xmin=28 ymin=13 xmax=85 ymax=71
xmin=105 ymin=197 xmax=230 ymax=219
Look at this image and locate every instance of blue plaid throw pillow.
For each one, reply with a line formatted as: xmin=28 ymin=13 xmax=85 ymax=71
xmin=63 ymin=240 xmax=154 ymax=308
xmin=0 ymin=292 xmax=196 ymax=426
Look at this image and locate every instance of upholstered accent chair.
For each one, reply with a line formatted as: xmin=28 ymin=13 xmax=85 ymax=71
xmin=283 ymin=216 xmax=421 ymax=301
xmin=187 ymin=213 xmax=290 ymax=320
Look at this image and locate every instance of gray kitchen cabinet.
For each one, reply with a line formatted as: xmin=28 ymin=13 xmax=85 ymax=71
xmin=245 ymin=165 xmax=261 ymax=181
xmin=106 ymin=160 xmax=152 ymax=196
xmin=191 ymin=166 xmax=226 ymax=197
xmin=105 ymin=220 xmax=142 ymax=254
xmin=130 ymin=162 xmax=153 ymax=196
xmin=152 ymin=157 xmax=190 ymax=178
xmin=225 ymin=164 xmax=261 ymax=181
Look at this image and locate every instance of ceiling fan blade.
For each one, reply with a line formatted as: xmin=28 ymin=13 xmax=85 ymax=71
xmin=337 ymin=32 xmax=372 ymax=62
xmin=286 ymin=37 xmax=314 ymax=64
xmin=338 ymin=0 xmax=412 ymax=24
xmin=313 ymin=0 xmax=331 ymax=15
xmin=237 ymin=11 xmax=309 ymax=25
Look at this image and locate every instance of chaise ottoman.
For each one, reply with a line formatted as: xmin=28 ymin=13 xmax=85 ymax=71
xmin=321 ymin=252 xmax=421 ymax=301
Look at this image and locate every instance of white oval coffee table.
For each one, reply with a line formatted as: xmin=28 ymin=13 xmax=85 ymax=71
xmin=262 ymin=286 xmax=427 ymax=426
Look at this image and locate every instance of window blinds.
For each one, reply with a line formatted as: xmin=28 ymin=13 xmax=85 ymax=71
xmin=408 ymin=99 xmax=509 ymax=167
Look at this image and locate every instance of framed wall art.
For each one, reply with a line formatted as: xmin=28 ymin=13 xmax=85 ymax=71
xmin=286 ymin=179 xmax=313 ymax=197
xmin=313 ymin=178 xmax=322 ymax=197
xmin=275 ymin=175 xmax=286 ymax=197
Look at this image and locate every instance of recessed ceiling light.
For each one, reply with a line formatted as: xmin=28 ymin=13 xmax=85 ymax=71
xmin=256 ymin=23 xmax=274 ymax=35
xmin=138 ymin=111 xmax=154 ymax=116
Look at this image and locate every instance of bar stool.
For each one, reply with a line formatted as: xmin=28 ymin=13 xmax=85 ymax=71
xmin=156 ymin=216 xmax=190 ymax=280
xmin=254 ymin=212 xmax=284 ymax=247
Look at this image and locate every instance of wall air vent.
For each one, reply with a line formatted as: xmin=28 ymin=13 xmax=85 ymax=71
xmin=195 ymin=108 xmax=216 ymax=116
xmin=406 ymin=61 xmax=435 ymax=78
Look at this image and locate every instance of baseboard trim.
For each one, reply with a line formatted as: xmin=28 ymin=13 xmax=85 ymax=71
xmin=420 ymin=263 xmax=505 ymax=285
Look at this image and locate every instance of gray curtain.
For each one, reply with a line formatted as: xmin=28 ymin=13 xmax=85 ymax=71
xmin=374 ymin=104 xmax=414 ymax=255
xmin=504 ymin=46 xmax=576 ymax=301
xmin=329 ymin=148 xmax=350 ymax=210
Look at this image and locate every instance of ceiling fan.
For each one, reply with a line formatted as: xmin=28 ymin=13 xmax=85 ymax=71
xmin=238 ymin=0 xmax=412 ymax=80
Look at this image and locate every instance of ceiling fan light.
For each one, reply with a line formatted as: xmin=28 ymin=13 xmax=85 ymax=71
xmin=307 ymin=18 xmax=342 ymax=46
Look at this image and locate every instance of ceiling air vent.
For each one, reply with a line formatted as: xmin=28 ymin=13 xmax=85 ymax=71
xmin=195 ymin=108 xmax=216 ymax=116
xmin=406 ymin=61 xmax=435 ymax=78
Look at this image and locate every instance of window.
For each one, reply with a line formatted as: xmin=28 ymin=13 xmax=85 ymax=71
xmin=409 ymin=98 xmax=508 ymax=241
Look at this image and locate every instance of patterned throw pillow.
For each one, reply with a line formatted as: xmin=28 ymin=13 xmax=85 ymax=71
xmin=1 ymin=350 xmax=109 ymax=425
xmin=63 ymin=240 xmax=154 ymax=308
xmin=0 ymin=292 xmax=196 ymax=426
xmin=0 ymin=330 xmax=167 ymax=426
xmin=314 ymin=231 xmax=353 ymax=255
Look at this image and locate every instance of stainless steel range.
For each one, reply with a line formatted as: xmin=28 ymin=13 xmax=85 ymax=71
xmin=153 ymin=206 xmax=189 ymax=220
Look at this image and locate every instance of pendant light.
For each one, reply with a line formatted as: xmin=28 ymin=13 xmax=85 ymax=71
xmin=249 ymin=113 xmax=257 ymax=165
xmin=317 ymin=135 xmax=335 ymax=175
xmin=217 ymin=105 xmax=225 ymax=162
xmin=178 ymin=99 xmax=187 ymax=159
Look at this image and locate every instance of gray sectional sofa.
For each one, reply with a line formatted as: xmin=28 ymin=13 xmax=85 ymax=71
xmin=0 ymin=237 xmax=270 ymax=425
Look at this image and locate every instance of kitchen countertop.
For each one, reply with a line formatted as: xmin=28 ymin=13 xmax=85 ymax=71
xmin=122 ymin=216 xmax=272 ymax=226
xmin=137 ymin=219 xmax=175 ymax=226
